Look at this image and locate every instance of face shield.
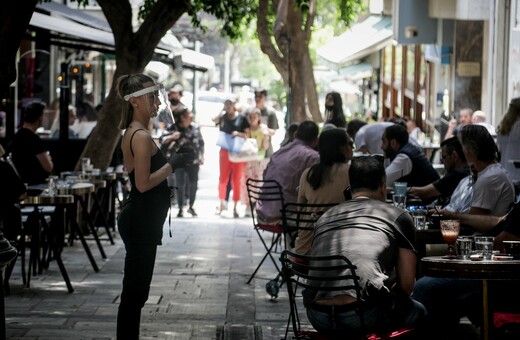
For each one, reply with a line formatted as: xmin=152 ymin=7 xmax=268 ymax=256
xmin=124 ymin=83 xmax=174 ymax=125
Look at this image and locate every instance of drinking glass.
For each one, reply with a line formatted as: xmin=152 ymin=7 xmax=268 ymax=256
xmin=82 ymin=157 xmax=92 ymax=175
xmin=392 ymin=194 xmax=407 ymax=209
xmin=414 ymin=214 xmax=427 ymax=230
xmin=393 ymin=182 xmax=408 ymax=196
xmin=457 ymin=237 xmax=473 ymax=260
xmin=46 ymin=175 xmax=59 ymax=197
xmin=474 ymin=236 xmax=494 ymax=260
xmin=440 ymin=220 xmax=460 ymax=258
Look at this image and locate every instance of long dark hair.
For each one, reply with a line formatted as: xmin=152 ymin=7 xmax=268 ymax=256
xmin=324 ymin=92 xmax=346 ymax=128
xmin=307 ymin=128 xmax=349 ymax=190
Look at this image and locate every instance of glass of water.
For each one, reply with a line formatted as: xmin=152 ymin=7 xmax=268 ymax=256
xmin=474 ymin=236 xmax=494 ymax=260
xmin=392 ymin=194 xmax=407 ymax=209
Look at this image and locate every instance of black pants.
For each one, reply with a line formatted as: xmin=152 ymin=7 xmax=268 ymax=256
xmin=117 ymin=242 xmax=157 ymax=339
xmin=176 ymin=165 xmax=199 ymax=208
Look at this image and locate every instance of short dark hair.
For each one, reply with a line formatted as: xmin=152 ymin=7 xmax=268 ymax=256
xmin=349 ymin=156 xmax=386 ymax=193
xmin=295 ymin=120 xmax=319 ymax=144
xmin=346 ymin=119 xmax=367 ymax=139
xmin=23 ymin=102 xmax=46 ymax=123
xmin=254 ymin=88 xmax=268 ymax=97
xmin=459 ymin=125 xmax=497 ymax=162
xmin=384 ymin=124 xmax=409 ymax=146
xmin=441 ymin=136 xmax=466 ymax=162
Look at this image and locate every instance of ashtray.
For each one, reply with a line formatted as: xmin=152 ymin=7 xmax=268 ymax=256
xmin=492 ymin=255 xmax=514 ymax=261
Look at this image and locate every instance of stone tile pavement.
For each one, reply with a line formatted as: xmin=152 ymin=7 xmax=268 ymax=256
xmin=5 ymin=191 xmax=302 ymax=340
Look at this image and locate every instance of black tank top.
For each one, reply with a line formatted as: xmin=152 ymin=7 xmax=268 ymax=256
xmin=117 ymin=129 xmax=170 ymax=245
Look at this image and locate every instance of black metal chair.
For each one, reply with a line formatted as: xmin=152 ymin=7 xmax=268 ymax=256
xmin=245 ymin=178 xmax=285 ymax=284
xmin=280 ymin=250 xmax=415 ymax=340
xmin=281 ymin=202 xmax=338 ymax=250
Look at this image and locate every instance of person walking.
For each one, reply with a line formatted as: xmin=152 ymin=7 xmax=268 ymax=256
xmin=168 ymin=106 xmax=205 ymax=217
xmin=115 ymin=74 xmax=193 ymax=339
xmin=213 ymin=97 xmax=250 ymax=217
xmin=240 ymin=108 xmax=270 ymax=216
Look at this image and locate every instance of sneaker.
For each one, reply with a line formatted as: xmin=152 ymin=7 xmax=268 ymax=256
xmin=187 ymin=207 xmax=198 ymax=217
xmin=177 ymin=210 xmax=183 ymax=218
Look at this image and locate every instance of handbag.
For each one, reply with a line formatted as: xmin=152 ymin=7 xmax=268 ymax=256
xmin=216 ymin=131 xmax=243 ymax=153
xmin=228 ymin=138 xmax=261 ymax=163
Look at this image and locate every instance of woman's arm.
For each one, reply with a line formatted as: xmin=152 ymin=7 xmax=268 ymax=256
xmin=132 ymin=131 xmax=172 ymax=192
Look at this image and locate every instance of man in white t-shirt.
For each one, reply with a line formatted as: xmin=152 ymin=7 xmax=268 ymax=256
xmin=439 ymin=125 xmax=514 ymax=219
xmin=347 ymin=120 xmax=393 ymax=155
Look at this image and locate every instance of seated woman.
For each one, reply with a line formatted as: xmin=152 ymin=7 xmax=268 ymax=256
xmin=293 ymin=128 xmax=353 ymax=255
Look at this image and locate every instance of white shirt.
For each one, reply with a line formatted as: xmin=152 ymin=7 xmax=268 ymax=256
xmin=472 ymin=163 xmax=515 ymax=216
xmin=385 ymin=153 xmax=413 ymax=186
xmin=354 ymin=122 xmax=393 ymax=155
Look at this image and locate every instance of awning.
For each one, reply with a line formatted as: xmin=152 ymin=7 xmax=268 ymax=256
xmin=30 ymin=4 xmax=212 ymax=71
xmin=339 ymin=63 xmax=373 ymax=81
xmin=36 ymin=2 xmax=111 ymax=32
xmin=181 ymin=48 xmax=215 ymax=72
xmin=317 ymin=15 xmax=392 ymax=68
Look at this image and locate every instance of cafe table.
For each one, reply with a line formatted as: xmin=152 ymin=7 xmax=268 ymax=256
xmin=57 ymin=182 xmax=108 ymax=259
xmin=20 ymin=194 xmax=99 ymax=293
xmin=421 ymin=256 xmax=520 ymax=340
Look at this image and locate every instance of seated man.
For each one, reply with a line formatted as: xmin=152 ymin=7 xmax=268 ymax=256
xmin=409 ymin=137 xmax=469 ymax=205
xmin=381 ymin=124 xmax=440 ymax=187
xmin=255 ymin=121 xmax=319 ymax=224
xmin=304 ymin=156 xmax=426 ymax=338
xmin=451 ymin=125 xmax=514 ymax=218
xmin=10 ymin=102 xmax=54 ymax=185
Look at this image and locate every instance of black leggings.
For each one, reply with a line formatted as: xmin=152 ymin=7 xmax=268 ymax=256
xmin=117 ymin=242 xmax=157 ymax=339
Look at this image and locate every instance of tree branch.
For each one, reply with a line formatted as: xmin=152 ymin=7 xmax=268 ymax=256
xmin=257 ymin=0 xmax=287 ymax=81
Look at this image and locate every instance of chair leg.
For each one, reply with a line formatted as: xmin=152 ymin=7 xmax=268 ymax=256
xmin=247 ymin=233 xmax=281 ymax=284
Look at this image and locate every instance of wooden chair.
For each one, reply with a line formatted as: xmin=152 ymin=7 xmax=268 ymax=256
xmin=280 ymin=250 xmax=415 ymax=340
xmin=245 ymin=178 xmax=285 ymax=284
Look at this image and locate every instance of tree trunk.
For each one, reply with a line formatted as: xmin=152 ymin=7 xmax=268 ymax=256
xmin=257 ymin=0 xmax=321 ymax=124
xmin=77 ymin=0 xmax=189 ymax=170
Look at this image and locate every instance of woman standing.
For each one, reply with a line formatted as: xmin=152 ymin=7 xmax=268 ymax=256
xmin=497 ymin=97 xmax=520 ymax=183
xmin=169 ymin=106 xmax=205 ymax=217
xmin=240 ymin=108 xmax=270 ymax=215
xmin=324 ymin=92 xmax=347 ymax=129
xmin=213 ymin=97 xmax=249 ymax=217
xmin=293 ymin=128 xmax=353 ymax=255
xmin=116 ymin=74 xmax=192 ymax=339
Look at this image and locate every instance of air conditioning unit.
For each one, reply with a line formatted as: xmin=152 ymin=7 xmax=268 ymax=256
xmin=393 ymin=0 xmax=437 ymax=44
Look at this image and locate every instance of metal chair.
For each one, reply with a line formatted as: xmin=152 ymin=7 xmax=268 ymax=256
xmin=245 ymin=178 xmax=285 ymax=284
xmin=280 ymin=250 xmax=415 ymax=340
xmin=281 ymin=202 xmax=338 ymax=250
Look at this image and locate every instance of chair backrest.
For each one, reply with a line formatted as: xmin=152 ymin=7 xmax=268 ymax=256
xmin=281 ymin=202 xmax=338 ymax=235
xmin=246 ymin=178 xmax=284 ymax=227
xmin=280 ymin=249 xmax=365 ymax=339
